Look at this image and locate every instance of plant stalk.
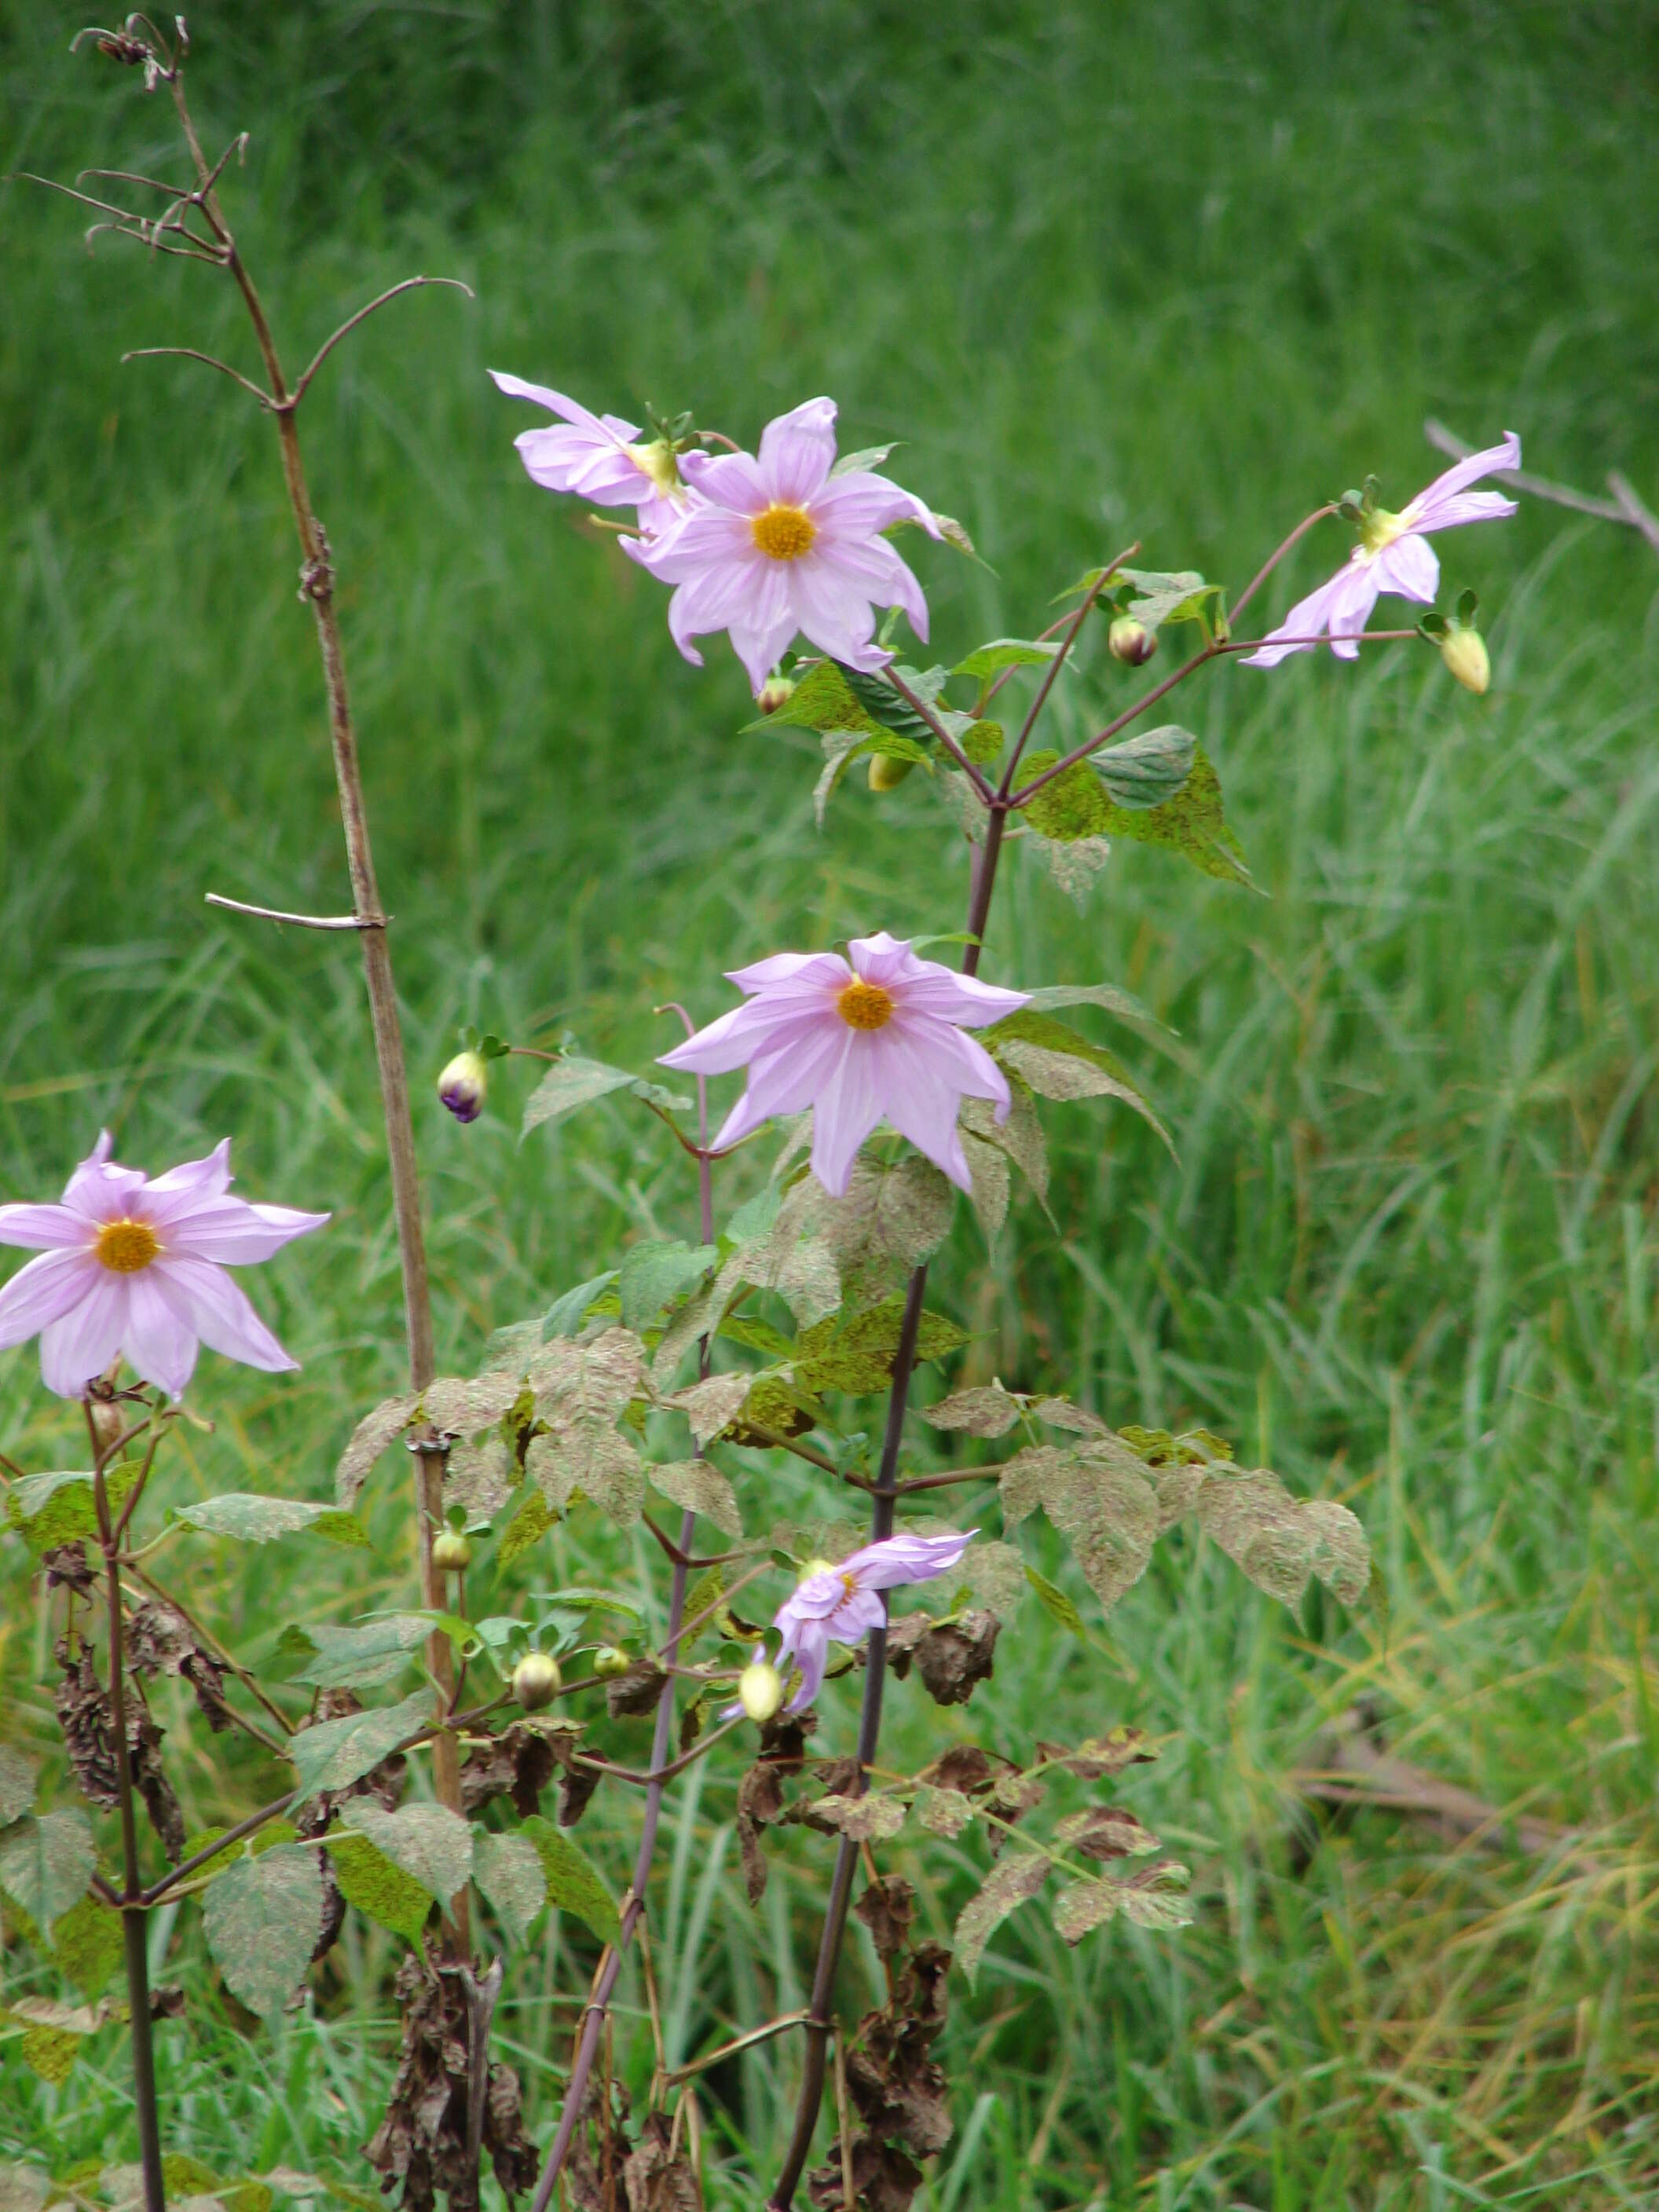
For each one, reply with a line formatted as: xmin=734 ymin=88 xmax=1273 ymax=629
xmin=164 ymin=72 xmax=466 ymax=1936
xmin=95 ymin=1465 xmax=167 ymax=2212
xmin=768 ymin=800 xmax=1009 ymax=2207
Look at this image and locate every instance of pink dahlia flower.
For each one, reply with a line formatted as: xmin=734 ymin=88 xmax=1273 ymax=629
xmin=489 ymin=371 xmax=689 ymax=538
xmin=773 ymin=1529 xmax=976 ymax=1711
xmin=624 ymin=397 xmax=939 ymax=694
xmin=0 ymin=1133 xmax=327 ymax=1401
xmin=658 ymin=931 xmax=1029 ymax=1197
xmin=1244 ymin=433 xmax=1520 ymax=666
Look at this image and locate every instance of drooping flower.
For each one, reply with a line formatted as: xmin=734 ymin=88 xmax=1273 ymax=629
xmin=772 ymin=1529 xmax=976 ymax=1712
xmin=658 ymin=931 xmax=1029 ymax=1197
xmin=624 ymin=397 xmax=940 ymax=694
xmin=489 ymin=371 xmax=690 ymax=538
xmin=0 ymin=1133 xmax=327 ymax=1401
xmin=1243 ymin=434 xmax=1521 ymax=667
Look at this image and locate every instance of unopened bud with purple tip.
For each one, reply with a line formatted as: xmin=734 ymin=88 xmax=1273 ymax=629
xmin=438 ymin=1051 xmax=488 ymax=1124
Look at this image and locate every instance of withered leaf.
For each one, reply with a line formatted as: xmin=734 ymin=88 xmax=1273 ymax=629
xmin=954 ymin=1852 xmax=1050 ymax=1982
xmin=1054 ymin=1804 xmax=1159 ymax=1860
xmin=854 ymin=1874 xmax=914 ymax=1960
xmin=621 ymin=2111 xmax=699 ymax=2212
xmin=736 ymin=1761 xmax=788 ymax=1906
xmin=1035 ymin=1726 xmax=1155 ymax=1778
xmin=606 ymin=1658 xmax=668 ymax=1718
xmin=932 ymin=1745 xmax=993 ymax=1796
xmin=911 ymin=1611 xmax=999 ymax=1706
xmin=807 ymin=2139 xmax=923 ymax=2212
xmin=808 ymin=1793 xmax=906 ymax=1843
xmin=461 ymin=1723 xmax=559 ymax=1819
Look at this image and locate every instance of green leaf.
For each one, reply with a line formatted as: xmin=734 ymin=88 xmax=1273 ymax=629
xmin=175 ymin=1495 xmax=369 ymax=1547
xmin=745 ymin=659 xmax=883 ymax=739
xmin=0 ymin=1747 xmax=37 ymax=1826
xmin=289 ymin=1690 xmax=430 ymax=1800
xmin=1119 ymin=566 xmax=1225 ymax=632
xmin=950 ymin=638 xmax=1061 ymax=683
xmin=522 ymin=1057 xmax=690 ymax=1136
xmin=498 ymin=1488 xmax=554 ymax=1569
xmin=337 ymin=1801 xmax=471 ymax=1907
xmin=472 ymin=1829 xmax=546 ymax=1945
xmin=1187 ymin=1467 xmax=1372 ymax=1609
xmin=49 ymin=1894 xmax=123 ymax=2002
xmin=840 ymin=662 xmax=939 ymax=747
xmin=202 ymin=1844 xmax=324 ymax=2017
xmin=519 ymin=1816 xmax=619 ymax=1945
xmin=334 ymin=1393 xmax=420 ymax=1511
xmin=5 ymin=1467 xmax=137 ymax=1557
xmin=1090 ymin=724 xmax=1196 ymax=811
xmin=16 ymin=2025 xmax=79 ymax=2084
xmin=954 ymin=1853 xmax=1050 ymax=1983
xmin=1094 ymin=742 xmax=1251 ymax=886
xmin=1025 ymin=1566 xmax=1088 ymax=1640
xmin=1024 ymin=981 xmax=1156 ymax=1026
xmin=1019 ymin=751 xmax=1111 ymax=843
xmin=323 ymin=1829 xmax=432 ymax=1950
xmin=0 ymin=1811 xmax=95 ymax=1939
xmin=543 ymin=1271 xmax=621 ymax=1339
xmin=813 ymin=727 xmax=934 ymax=828
xmin=829 ymin=443 xmax=899 ymax=478
xmin=618 ymin=1241 xmax=718 ymax=1332
xmin=794 ymin=1295 xmax=968 ymax=1396
xmin=964 ymin=1538 xmax=1027 ymax=1618
xmin=804 ymin=1152 xmax=956 ymax=1291
xmin=288 ymin=1615 xmax=434 ymax=1692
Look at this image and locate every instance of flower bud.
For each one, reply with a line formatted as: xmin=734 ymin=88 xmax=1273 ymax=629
xmin=438 ymin=1050 xmax=488 ymax=1124
xmin=798 ymin=1557 xmax=836 ymax=1585
xmin=431 ymin=1529 xmax=473 ymax=1573
xmin=591 ymin=1644 xmax=632 ymax=1679
xmin=867 ymin=751 xmax=915 ymax=792
xmin=1439 ymin=624 xmax=1490 ymax=696
xmin=756 ymin=674 xmax=797 ymax=716
xmin=1108 ymin=616 xmax=1157 ymax=667
xmin=512 ymin=1651 xmax=562 ymax=1710
xmin=738 ymin=1658 xmax=785 ymax=1723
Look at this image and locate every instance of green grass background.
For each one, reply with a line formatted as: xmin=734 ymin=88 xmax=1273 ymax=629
xmin=3 ymin=1 xmax=1659 ymax=2204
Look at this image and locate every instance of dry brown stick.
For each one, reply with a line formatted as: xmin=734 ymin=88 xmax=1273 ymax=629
xmin=1607 ymin=471 xmax=1659 ymax=558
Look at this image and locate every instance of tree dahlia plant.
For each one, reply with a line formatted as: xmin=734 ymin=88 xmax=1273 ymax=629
xmin=1 ymin=19 xmax=1523 ymax=2212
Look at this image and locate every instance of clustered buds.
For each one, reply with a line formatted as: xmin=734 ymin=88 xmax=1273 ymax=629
xmin=438 ymin=1050 xmax=488 ymax=1123
xmin=512 ymin=1652 xmax=562 ymax=1710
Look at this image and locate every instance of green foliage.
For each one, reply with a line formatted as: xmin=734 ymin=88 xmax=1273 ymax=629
xmin=323 ymin=1830 xmax=432 ymax=1951
xmin=5 ymin=1467 xmax=137 ymax=1556
xmin=618 ymin=1240 xmax=718 ymax=1331
xmin=201 ymin=1844 xmax=324 ymax=2019
xmin=496 ymin=1488 xmax=554 ymax=1569
xmin=518 ymin=1817 xmax=620 ymax=1946
xmin=49 ymin=1896 xmax=123 ymax=2004
xmin=288 ymin=1692 xmax=430 ymax=1800
xmin=1115 ymin=566 xmax=1225 ymax=632
xmin=471 ymin=1829 xmax=545 ymax=1945
xmin=0 ymin=1748 xmax=37 ymax=1826
xmin=285 ymin=1615 xmax=434 ymax=1691
xmin=793 ymin=1295 xmax=968 ymax=1395
xmin=175 ymin=1495 xmax=370 ymax=1547
xmin=521 ymin=1056 xmax=690 ymax=1135
xmin=335 ymin=1802 xmax=471 ymax=1907
xmin=0 ymin=1811 xmax=94 ymax=1940
xmin=951 ymin=639 xmax=1061 ymax=683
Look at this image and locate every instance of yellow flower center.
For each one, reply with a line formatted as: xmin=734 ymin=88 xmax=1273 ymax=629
xmin=837 ymin=980 xmax=895 ymax=1031
xmin=94 ymin=1218 xmax=160 ymax=1273
xmin=1357 ymin=504 xmax=1409 ymax=558
xmin=750 ymin=503 xmax=818 ymax=561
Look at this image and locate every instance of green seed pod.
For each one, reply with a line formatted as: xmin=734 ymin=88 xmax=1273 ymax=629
xmin=867 ymin=751 xmax=916 ymax=792
xmin=738 ymin=1658 xmax=785 ymax=1723
xmin=591 ymin=1645 xmax=632 ymax=1679
xmin=430 ymin=1529 xmax=473 ymax=1572
xmin=512 ymin=1652 xmax=562 ymax=1710
xmin=1439 ymin=625 xmax=1490 ymax=695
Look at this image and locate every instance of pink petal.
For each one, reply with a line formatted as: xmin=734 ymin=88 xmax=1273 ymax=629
xmin=38 ymin=1273 xmax=129 ymax=1398
xmin=660 ymin=995 xmax=818 ymax=1077
xmin=887 ymin=1015 xmax=1011 ymax=1119
xmin=841 ymin=1529 xmax=974 ymax=1591
xmin=726 ymin=951 xmax=851 ymax=994
xmin=868 ymin=1035 xmax=975 ymax=1189
xmin=1240 ymin=565 xmax=1355 ymax=668
xmin=489 ymin=371 xmax=640 ymax=443
xmin=824 ymin=1586 xmax=887 ymax=1643
xmin=779 ymin=1617 xmax=830 ymax=1712
xmin=0 ymin=1203 xmax=90 ymax=1252
xmin=676 ymin=449 xmax=771 ymax=515
xmin=514 ymin=427 xmax=650 ymax=506
xmin=1408 ymin=433 xmax=1521 ymax=529
xmin=0 ymin=1248 xmax=102 ymax=1350
xmin=811 ymin=471 xmax=936 ymax=537
xmin=758 ymin=397 xmax=838 ymax=506
xmin=707 ymin=1020 xmax=852 ymax=1152
xmin=161 ymin=1196 xmax=330 ymax=1266
xmin=786 ymin=560 xmax=885 ymax=668
xmin=811 ymin=533 xmax=931 ymax=642
xmin=154 ymin=1256 xmax=298 ymax=1375
xmin=1325 ymin=562 xmax=1384 ymax=658
xmin=120 ymin=1271 xmax=200 ymax=1400
xmin=1414 ymin=489 xmax=1518 ymax=532
xmin=1372 ymin=533 xmax=1438 ymax=604
xmin=809 ymin=1038 xmax=887 ymax=1197
xmin=61 ymin=1133 xmax=146 ymax=1222
xmin=144 ymin=1137 xmax=233 ymax=1203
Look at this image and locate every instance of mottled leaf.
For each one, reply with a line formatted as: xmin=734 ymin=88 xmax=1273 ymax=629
xmin=177 ymin=1495 xmax=369 ymax=1548
xmin=444 ymin=1434 xmax=514 ymax=1518
xmin=526 ymin=1423 xmax=643 ymax=1526
xmin=954 ymin=1853 xmax=1050 ymax=1983
xmin=663 ymin=1371 xmax=754 ymax=1448
xmin=1090 ymin=724 xmax=1196 ymax=810
xmin=324 ymin=1829 xmax=431 ymax=1950
xmin=335 ymin=1394 xmax=419 ymax=1509
xmin=0 ymin=1747 xmax=37 ymax=1826
xmin=647 ymin=1459 xmax=743 ymax=1539
xmin=288 ymin=1615 xmax=432 ymax=1693
xmin=811 ymin=1793 xmax=906 ymax=1842
xmin=339 ymin=1802 xmax=471 ymax=1908
xmin=794 ymin=1296 xmax=966 ymax=1396
xmin=963 ymin=1538 xmax=1027 ymax=1617
xmin=519 ymin=1815 xmax=619 ymax=1945
xmin=1192 ymin=1469 xmax=1371 ymax=1608
xmin=0 ymin=2166 xmax=50 ymax=2212
xmin=1051 ymin=1878 xmax=1121 ymax=1945
xmin=805 ymin=1152 xmax=955 ymax=1286
xmin=921 ymin=1384 xmax=1023 ymax=1437
xmin=961 ymin=1130 xmax=1009 ymax=1238
xmin=619 ymin=1240 xmax=718 ymax=1333
xmin=203 ymin=1844 xmax=323 ymax=2016
xmin=50 ymin=1893 xmax=124 ymax=2001
xmin=0 ymin=1810 xmax=94 ymax=1939
xmin=289 ymin=1691 xmax=430 ymax=1800
xmin=915 ymin=1786 xmax=975 ymax=1839
xmin=1095 ymin=742 xmax=1251 ymax=886
xmin=498 ymin=1489 xmax=554 ymax=1569
xmin=1024 ymin=981 xmax=1155 ymax=1025
xmin=472 ymin=1829 xmax=546 ymax=1945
